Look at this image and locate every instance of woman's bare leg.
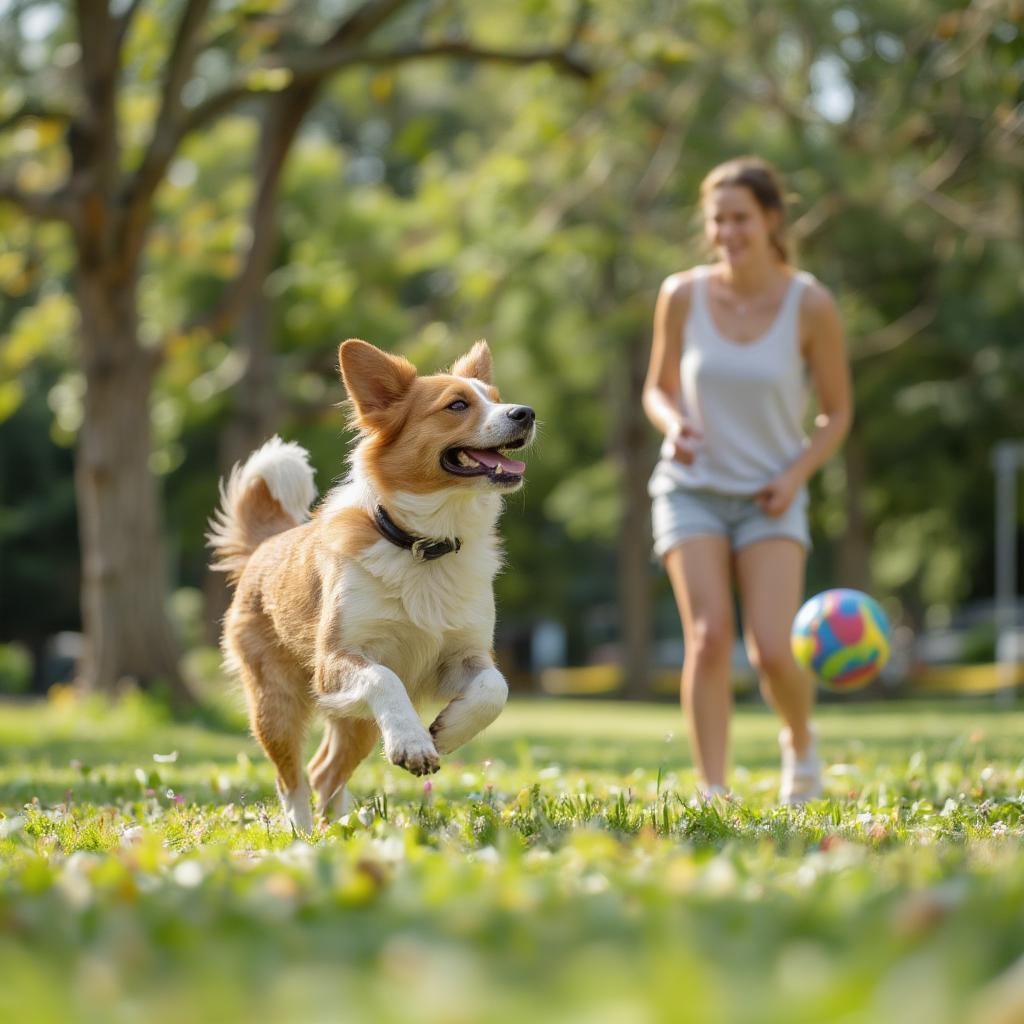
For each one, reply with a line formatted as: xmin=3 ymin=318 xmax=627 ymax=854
xmin=735 ymin=538 xmax=813 ymax=754
xmin=663 ymin=536 xmax=735 ymax=790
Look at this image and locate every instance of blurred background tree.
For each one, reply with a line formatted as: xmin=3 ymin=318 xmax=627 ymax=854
xmin=1 ymin=0 xmax=1021 ymax=699
xmin=0 ymin=0 xmax=588 ymax=701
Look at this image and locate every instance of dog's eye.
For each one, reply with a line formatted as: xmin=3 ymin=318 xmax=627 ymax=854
xmin=447 ymin=399 xmax=469 ymax=412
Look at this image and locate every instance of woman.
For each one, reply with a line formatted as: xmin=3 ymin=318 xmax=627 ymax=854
xmin=643 ymin=157 xmax=852 ymax=802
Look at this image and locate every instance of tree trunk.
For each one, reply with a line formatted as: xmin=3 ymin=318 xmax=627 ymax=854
xmin=74 ymin=268 xmax=191 ymax=705
xmin=618 ymin=333 xmax=655 ymax=699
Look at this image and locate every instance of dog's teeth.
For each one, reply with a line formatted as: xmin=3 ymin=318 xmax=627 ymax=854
xmin=458 ymin=451 xmax=480 ymax=468
xmin=494 ymin=465 xmax=503 ymax=475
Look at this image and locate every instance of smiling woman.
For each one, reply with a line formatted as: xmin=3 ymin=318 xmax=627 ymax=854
xmin=642 ymin=156 xmax=853 ymax=805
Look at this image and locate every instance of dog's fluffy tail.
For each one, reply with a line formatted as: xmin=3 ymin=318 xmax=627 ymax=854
xmin=207 ymin=436 xmax=317 ymax=585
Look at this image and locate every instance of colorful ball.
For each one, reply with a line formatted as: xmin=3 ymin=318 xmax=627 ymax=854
xmin=791 ymin=589 xmax=891 ymax=691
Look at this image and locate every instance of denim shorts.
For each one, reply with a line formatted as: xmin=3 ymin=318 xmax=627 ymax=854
xmin=651 ymin=485 xmax=811 ymax=559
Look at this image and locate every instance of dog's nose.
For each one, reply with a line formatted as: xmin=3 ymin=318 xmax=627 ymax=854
xmin=506 ymin=405 xmax=535 ymax=425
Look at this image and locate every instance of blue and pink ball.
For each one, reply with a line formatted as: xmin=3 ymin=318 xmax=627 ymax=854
xmin=791 ymin=588 xmax=891 ymax=691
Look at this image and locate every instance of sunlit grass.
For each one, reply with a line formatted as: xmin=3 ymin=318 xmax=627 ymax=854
xmin=1 ymin=693 xmax=1023 ymax=1023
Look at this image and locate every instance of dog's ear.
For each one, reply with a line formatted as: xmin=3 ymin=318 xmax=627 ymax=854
xmin=338 ymin=339 xmax=417 ymax=423
xmin=451 ymin=340 xmax=492 ymax=384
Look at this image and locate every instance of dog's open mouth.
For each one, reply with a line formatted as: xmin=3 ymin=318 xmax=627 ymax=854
xmin=441 ymin=439 xmax=527 ymax=485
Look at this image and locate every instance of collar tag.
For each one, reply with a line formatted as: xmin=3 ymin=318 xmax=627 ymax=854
xmin=411 ymin=537 xmax=462 ymax=562
xmin=373 ymin=504 xmax=462 ymax=562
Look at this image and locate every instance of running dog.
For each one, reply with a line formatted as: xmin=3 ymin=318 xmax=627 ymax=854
xmin=208 ymin=339 xmax=534 ymax=831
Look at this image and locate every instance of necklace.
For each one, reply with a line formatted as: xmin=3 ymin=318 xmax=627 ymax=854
xmin=726 ymin=291 xmax=763 ymax=316
xmin=720 ymin=279 xmax=783 ymax=317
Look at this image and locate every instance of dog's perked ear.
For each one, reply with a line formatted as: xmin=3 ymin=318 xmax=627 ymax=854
xmin=339 ymin=339 xmax=417 ymax=423
xmin=451 ymin=340 xmax=492 ymax=384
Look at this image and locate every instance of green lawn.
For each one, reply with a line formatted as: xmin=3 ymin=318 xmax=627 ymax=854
xmin=1 ymin=693 xmax=1023 ymax=1024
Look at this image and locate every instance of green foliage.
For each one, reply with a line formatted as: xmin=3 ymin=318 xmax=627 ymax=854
xmin=2 ymin=696 xmax=1024 ymax=1022
xmin=0 ymin=642 xmax=32 ymax=693
xmin=1 ymin=0 xmax=1022 ymax=657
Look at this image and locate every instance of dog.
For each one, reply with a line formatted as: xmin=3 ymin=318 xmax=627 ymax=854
xmin=207 ymin=338 xmax=535 ymax=831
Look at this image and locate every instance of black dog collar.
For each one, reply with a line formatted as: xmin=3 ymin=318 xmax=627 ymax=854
xmin=373 ymin=505 xmax=462 ymax=562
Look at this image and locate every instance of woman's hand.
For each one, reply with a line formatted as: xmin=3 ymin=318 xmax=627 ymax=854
xmin=755 ymin=468 xmax=802 ymax=517
xmin=668 ymin=419 xmax=703 ymax=465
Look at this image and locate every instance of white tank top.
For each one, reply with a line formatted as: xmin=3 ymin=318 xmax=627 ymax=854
xmin=649 ymin=265 xmax=812 ymax=498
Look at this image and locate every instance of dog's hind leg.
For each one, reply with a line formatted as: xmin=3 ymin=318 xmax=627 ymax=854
xmin=237 ymin=648 xmax=314 ymax=833
xmin=429 ymin=654 xmax=508 ymax=755
xmin=308 ymin=718 xmax=380 ymax=821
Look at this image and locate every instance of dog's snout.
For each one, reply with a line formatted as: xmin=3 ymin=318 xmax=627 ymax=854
xmin=506 ymin=405 xmax=535 ymax=425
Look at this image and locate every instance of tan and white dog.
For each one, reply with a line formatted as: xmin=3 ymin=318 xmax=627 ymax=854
xmin=208 ymin=339 xmax=534 ymax=832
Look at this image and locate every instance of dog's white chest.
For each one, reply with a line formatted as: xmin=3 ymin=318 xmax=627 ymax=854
xmin=357 ymin=538 xmax=496 ymax=631
xmin=337 ymin=544 xmax=495 ymax=687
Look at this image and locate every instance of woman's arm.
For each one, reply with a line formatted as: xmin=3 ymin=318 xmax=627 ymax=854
xmin=756 ymin=282 xmax=853 ymax=515
xmin=642 ymin=273 xmax=702 ymax=464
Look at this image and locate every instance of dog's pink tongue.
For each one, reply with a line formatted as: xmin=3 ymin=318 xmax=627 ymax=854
xmin=465 ymin=448 xmax=526 ymax=475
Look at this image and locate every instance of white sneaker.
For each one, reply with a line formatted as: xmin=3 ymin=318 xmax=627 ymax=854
xmin=779 ymin=727 xmax=823 ymax=804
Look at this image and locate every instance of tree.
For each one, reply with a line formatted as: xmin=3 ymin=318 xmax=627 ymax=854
xmin=4 ymin=0 xmax=1019 ymax=700
xmin=0 ymin=0 xmax=589 ymax=701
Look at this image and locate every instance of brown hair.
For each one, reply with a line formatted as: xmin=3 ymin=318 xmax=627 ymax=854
xmin=700 ymin=156 xmax=790 ymax=263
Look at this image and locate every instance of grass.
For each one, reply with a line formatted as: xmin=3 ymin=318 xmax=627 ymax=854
xmin=1 ymin=691 xmax=1023 ymax=1023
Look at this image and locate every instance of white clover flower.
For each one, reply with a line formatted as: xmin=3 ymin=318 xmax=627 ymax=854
xmin=0 ymin=815 xmax=25 ymax=839
xmin=120 ymin=825 xmax=145 ymax=846
xmin=172 ymin=860 xmax=204 ymax=888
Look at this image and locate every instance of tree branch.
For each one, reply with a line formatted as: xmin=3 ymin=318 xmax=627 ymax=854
xmin=166 ymin=1 xmax=593 ymax=343
xmin=165 ymin=33 xmax=594 ymax=161
xmin=931 ymin=4 xmax=1003 ymax=81
xmin=568 ymin=0 xmax=592 ymax=45
xmin=791 ymin=193 xmax=845 ymax=243
xmin=854 ymin=300 xmax=937 ymax=361
xmin=180 ymin=85 xmax=317 ymax=339
xmin=741 ymin=2 xmax=814 ymax=134
xmin=918 ymin=132 xmax=972 ymax=193
xmin=123 ymin=0 xmax=413 ymax=265
xmin=73 ymin=0 xmax=123 ymax=214
xmin=114 ymin=0 xmax=146 ymax=51
xmin=276 ymin=38 xmax=594 ymax=81
xmin=127 ymin=0 xmax=215 ymax=214
xmin=907 ymin=183 xmax=1018 ymax=240
xmin=322 ymin=0 xmax=412 ymax=47
xmin=634 ymin=78 xmax=704 ymax=209
xmin=155 ymin=0 xmax=219 ymax=131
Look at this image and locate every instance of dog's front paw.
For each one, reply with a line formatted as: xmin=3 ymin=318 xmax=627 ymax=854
xmin=385 ymin=730 xmax=440 ymax=776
